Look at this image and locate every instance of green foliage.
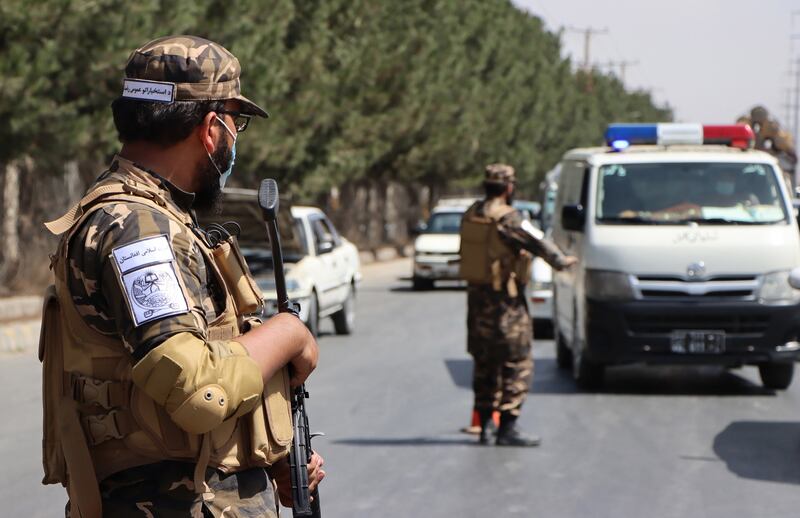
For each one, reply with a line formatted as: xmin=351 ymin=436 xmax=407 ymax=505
xmin=0 ymin=0 xmax=670 ymax=194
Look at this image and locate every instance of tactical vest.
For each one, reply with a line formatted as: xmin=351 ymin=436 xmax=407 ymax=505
xmin=39 ymin=174 xmax=293 ymax=516
xmin=459 ymin=201 xmax=532 ymax=297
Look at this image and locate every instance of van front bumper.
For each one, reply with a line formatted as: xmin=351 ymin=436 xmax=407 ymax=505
xmin=584 ymin=298 xmax=800 ymax=366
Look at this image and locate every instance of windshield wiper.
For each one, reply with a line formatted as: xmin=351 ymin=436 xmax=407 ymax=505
xmin=674 ymin=217 xmax=771 ymax=225
xmin=598 ymin=216 xmax=674 ymax=225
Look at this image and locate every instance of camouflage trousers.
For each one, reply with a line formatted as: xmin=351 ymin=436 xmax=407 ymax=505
xmin=66 ymin=461 xmax=278 ymax=517
xmin=471 ymin=351 xmax=534 ymax=417
xmin=467 ymin=284 xmax=534 ymax=416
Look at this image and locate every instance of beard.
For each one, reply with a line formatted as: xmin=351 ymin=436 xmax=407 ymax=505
xmin=506 ymin=186 xmax=515 ymax=205
xmin=194 ymin=140 xmax=233 ymax=214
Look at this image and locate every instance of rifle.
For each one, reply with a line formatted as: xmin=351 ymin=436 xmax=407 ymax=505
xmin=258 ymin=179 xmax=322 ymax=518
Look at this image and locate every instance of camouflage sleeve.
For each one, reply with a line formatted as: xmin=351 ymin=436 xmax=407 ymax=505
xmin=497 ymin=210 xmax=571 ymax=270
xmin=68 ymin=202 xmax=217 ymax=361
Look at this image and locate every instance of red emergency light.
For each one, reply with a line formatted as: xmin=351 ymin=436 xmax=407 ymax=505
xmin=701 ymin=125 xmax=755 ymax=149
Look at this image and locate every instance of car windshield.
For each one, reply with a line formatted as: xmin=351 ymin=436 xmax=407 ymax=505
xmin=195 ymin=192 xmax=308 ymax=273
xmin=427 ymin=212 xmax=463 ymax=233
xmin=596 ymin=162 xmax=788 ymax=225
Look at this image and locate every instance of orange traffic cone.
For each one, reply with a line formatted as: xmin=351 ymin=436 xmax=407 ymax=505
xmin=460 ymin=409 xmax=500 ymax=435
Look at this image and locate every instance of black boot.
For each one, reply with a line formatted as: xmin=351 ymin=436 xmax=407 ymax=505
xmin=478 ymin=410 xmax=497 ymax=445
xmin=495 ymin=413 xmax=541 ymax=447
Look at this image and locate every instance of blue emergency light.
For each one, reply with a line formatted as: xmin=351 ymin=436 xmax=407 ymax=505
xmin=604 ymin=123 xmax=755 ymax=151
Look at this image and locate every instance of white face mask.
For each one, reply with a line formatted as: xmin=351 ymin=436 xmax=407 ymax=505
xmin=206 ymin=115 xmax=237 ymax=188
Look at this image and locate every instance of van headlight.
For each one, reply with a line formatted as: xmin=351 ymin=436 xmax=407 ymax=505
xmin=585 ymin=269 xmax=636 ymax=301
xmin=758 ymin=270 xmax=800 ymax=303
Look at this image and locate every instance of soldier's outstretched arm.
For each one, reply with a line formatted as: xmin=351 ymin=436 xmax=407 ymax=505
xmin=497 ymin=211 xmax=576 ymax=270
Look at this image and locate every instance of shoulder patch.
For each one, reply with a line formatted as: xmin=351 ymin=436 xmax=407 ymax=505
xmin=111 ymin=235 xmax=189 ymax=326
xmin=520 ymin=219 xmax=544 ymax=240
xmin=113 ymin=235 xmax=175 ymax=274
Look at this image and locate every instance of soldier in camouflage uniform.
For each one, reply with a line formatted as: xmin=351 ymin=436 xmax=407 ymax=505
xmin=40 ymin=36 xmax=324 ymax=517
xmin=460 ymin=164 xmax=576 ymax=447
xmin=738 ymin=106 xmax=798 ymax=189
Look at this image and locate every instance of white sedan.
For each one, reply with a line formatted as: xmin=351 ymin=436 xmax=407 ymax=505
xmin=412 ymin=200 xmax=475 ymax=290
xmin=200 ymin=190 xmax=361 ymax=337
xmin=258 ymin=206 xmax=361 ymax=336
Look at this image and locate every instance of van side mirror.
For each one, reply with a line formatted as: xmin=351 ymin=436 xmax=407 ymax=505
xmin=561 ymin=204 xmax=586 ymax=232
xmin=789 ymin=268 xmax=800 ymax=290
xmin=318 ymin=241 xmax=335 ymax=254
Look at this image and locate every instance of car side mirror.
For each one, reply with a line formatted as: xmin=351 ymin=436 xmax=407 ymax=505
xmin=561 ymin=204 xmax=586 ymax=232
xmin=789 ymin=268 xmax=800 ymax=290
xmin=318 ymin=241 xmax=335 ymax=254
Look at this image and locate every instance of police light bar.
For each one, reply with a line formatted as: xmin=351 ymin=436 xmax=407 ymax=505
xmin=605 ymin=123 xmax=755 ymax=151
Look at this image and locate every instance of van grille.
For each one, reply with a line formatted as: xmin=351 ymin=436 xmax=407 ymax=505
xmin=626 ymin=313 xmax=769 ymax=335
xmin=633 ymin=275 xmax=758 ymax=300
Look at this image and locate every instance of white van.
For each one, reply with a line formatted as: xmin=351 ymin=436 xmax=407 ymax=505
xmin=552 ymin=124 xmax=800 ymax=390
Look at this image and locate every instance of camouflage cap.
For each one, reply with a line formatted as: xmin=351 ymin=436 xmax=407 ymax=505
xmin=750 ymin=105 xmax=768 ymax=124
xmin=121 ymin=35 xmax=268 ymax=118
xmin=484 ymin=163 xmax=516 ymax=185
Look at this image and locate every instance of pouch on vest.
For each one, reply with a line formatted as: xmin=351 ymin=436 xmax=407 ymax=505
xmin=516 ymin=251 xmax=533 ymax=286
xmin=39 ymin=285 xmax=67 ymax=485
xmin=248 ymin=367 xmax=293 ymax=465
xmin=459 ymin=217 xmax=494 ymax=284
xmin=212 ymin=235 xmax=264 ymax=316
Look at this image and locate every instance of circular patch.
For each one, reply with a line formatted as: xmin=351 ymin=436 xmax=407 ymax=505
xmin=131 ymin=270 xmax=182 ymax=311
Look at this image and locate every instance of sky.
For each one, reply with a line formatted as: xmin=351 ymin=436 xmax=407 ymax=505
xmin=512 ymin=0 xmax=800 ymax=130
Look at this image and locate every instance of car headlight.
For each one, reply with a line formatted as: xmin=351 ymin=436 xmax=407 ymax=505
xmin=759 ymin=270 xmax=800 ymax=303
xmin=585 ymin=269 xmax=635 ymax=301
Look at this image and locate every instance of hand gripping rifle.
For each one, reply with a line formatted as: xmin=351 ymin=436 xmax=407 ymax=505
xmin=258 ymin=179 xmax=322 ymax=518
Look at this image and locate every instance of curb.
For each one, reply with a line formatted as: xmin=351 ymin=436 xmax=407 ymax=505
xmin=0 ymin=296 xmax=42 ymax=323
xmin=0 ymin=319 xmax=40 ymax=355
xmin=358 ymin=245 xmax=415 ymax=265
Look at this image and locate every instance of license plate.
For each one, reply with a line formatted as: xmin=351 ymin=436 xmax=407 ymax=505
xmin=670 ymin=330 xmax=726 ymax=354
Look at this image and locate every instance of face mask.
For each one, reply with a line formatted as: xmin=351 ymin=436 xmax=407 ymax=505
xmin=716 ymin=181 xmax=735 ymax=196
xmin=206 ymin=115 xmax=237 ymax=188
xmin=219 ymin=141 xmax=236 ymax=189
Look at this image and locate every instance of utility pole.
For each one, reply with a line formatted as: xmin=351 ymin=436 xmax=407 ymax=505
xmin=566 ymin=26 xmax=608 ymax=70
xmin=597 ymin=60 xmax=639 ymax=83
xmin=791 ymin=10 xmax=800 ymax=163
xmin=794 ymin=57 xmax=800 ymax=152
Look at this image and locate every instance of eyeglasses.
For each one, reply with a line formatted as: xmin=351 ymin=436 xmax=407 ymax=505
xmin=216 ymin=110 xmax=252 ymax=133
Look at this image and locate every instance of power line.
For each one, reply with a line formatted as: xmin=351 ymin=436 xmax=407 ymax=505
xmin=566 ymin=26 xmax=608 ymax=70
xmin=596 ymin=60 xmax=640 ymax=83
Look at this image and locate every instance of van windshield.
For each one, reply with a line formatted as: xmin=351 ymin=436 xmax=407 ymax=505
xmin=596 ymin=162 xmax=788 ymax=225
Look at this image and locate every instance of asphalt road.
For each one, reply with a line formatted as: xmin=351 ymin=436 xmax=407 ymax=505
xmin=3 ymin=258 xmax=800 ymax=517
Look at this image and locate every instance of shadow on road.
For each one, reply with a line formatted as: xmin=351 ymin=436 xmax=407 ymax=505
xmin=333 ymin=436 xmax=476 ymax=447
xmin=713 ymin=421 xmax=800 ymax=484
xmin=389 ymin=284 xmax=466 ymax=293
xmin=444 ymin=358 xmax=775 ymax=397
